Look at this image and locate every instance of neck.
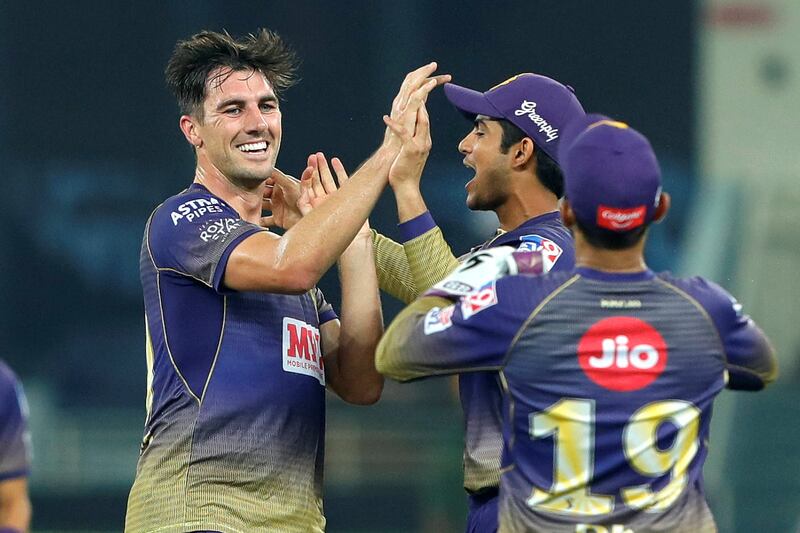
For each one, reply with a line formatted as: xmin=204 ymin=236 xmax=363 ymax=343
xmin=573 ymin=231 xmax=648 ymax=272
xmin=193 ymin=158 xmax=264 ymax=224
xmin=495 ymin=179 xmax=559 ymax=231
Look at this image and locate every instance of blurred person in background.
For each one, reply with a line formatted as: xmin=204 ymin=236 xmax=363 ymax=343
xmin=376 ymin=115 xmax=777 ymax=532
xmin=124 ymin=28 xmax=447 ymax=533
xmin=0 ymin=360 xmax=32 ymax=533
xmin=371 ymin=73 xmax=585 ymax=532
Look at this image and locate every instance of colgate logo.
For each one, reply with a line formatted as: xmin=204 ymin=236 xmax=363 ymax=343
xmin=596 ymin=205 xmax=646 ymax=231
xmin=577 ymin=317 xmax=667 ymax=391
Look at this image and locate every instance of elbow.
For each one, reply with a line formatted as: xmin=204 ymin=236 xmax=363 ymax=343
xmin=339 ymin=378 xmax=384 ymax=406
xmin=271 ymin=263 xmax=321 ymax=294
xmin=345 ymin=380 xmax=384 ymax=406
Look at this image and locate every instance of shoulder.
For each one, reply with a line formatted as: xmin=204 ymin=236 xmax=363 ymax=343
xmin=494 ymin=270 xmax=577 ymax=310
xmin=151 ymin=186 xmax=239 ymax=228
xmin=0 ymin=360 xmax=19 ymax=390
xmin=658 ymin=273 xmax=741 ymax=323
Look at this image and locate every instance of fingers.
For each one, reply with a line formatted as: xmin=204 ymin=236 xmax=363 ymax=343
xmin=330 ymin=157 xmax=350 ymax=185
xmin=416 ymin=103 xmax=431 ymax=143
xmin=393 ymin=62 xmax=450 ymax=117
xmin=270 ymin=167 xmax=300 ymax=186
xmin=314 ymin=152 xmax=338 ymax=192
xmin=383 ymin=115 xmax=412 ymax=141
xmin=260 ymin=215 xmax=275 ymax=228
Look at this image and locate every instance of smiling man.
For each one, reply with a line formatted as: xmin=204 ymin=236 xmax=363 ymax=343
xmin=370 ymin=73 xmax=585 ymax=532
xmin=124 ymin=30 xmax=446 ymax=533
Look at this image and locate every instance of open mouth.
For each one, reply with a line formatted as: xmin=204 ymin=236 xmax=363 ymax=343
xmin=237 ymin=141 xmax=269 ymax=154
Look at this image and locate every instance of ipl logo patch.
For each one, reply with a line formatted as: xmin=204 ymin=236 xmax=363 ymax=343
xmin=577 ymin=316 xmax=667 ymax=392
xmin=461 ymin=281 xmax=498 ymax=319
xmin=424 ymin=305 xmax=455 ymax=335
xmin=517 ymin=235 xmax=563 ymax=272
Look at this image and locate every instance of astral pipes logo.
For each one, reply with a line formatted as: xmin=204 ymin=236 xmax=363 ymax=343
xmin=514 ymin=101 xmax=559 ymax=142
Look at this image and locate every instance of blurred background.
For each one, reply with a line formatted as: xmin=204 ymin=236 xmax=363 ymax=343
xmin=0 ymin=0 xmax=798 ymax=531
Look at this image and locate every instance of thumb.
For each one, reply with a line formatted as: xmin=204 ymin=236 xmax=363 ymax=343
xmin=271 ymin=167 xmax=300 ymax=186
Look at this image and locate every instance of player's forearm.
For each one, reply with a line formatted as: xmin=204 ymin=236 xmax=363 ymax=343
xmin=404 ymin=226 xmax=460 ymax=295
xmin=372 ymin=231 xmax=420 ymax=303
xmin=277 ymin=147 xmax=393 ymax=287
xmin=392 ymin=181 xmax=429 ymax=223
xmin=375 ymin=295 xmax=451 ymax=382
xmin=0 ymin=479 xmax=31 ymax=532
xmin=334 ymin=233 xmax=385 ymax=404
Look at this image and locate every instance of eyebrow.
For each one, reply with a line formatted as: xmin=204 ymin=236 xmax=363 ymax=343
xmin=215 ymin=94 xmax=279 ymax=110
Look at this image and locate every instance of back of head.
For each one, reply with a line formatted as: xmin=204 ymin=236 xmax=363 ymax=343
xmin=443 ymin=73 xmax=586 ymax=198
xmin=560 ymin=115 xmax=663 ymax=249
xmin=165 ymin=29 xmax=298 ymax=118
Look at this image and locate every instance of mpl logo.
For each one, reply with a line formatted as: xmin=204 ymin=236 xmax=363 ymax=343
xmin=461 ymin=281 xmax=498 ymax=319
xmin=282 ymin=317 xmax=325 ymax=385
xmin=517 ymin=234 xmax=563 ymax=272
xmin=596 ymin=205 xmax=646 ymax=231
xmin=577 ymin=317 xmax=667 ymax=392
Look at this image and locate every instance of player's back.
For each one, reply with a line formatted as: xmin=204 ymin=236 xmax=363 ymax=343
xmin=499 ymin=267 xmax=728 ymax=533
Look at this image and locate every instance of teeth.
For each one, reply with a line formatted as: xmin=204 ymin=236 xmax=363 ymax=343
xmin=239 ymin=141 xmax=267 ymax=152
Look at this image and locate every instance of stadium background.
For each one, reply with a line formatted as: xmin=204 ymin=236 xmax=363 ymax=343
xmin=1 ymin=1 xmax=798 ymax=531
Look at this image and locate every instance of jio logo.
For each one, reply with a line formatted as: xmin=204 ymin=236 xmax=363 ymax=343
xmin=577 ymin=317 xmax=667 ymax=392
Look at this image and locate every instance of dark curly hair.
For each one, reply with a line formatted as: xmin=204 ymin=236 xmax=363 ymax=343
xmin=165 ymin=29 xmax=299 ymax=119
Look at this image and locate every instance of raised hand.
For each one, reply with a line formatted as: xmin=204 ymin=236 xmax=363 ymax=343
xmin=261 ymin=166 xmax=305 ymax=230
xmin=383 ymin=102 xmax=432 ymax=190
xmin=383 ymin=62 xmax=450 ymax=153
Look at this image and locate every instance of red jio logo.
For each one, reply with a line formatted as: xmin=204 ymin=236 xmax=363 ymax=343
xmin=577 ymin=317 xmax=667 ymax=391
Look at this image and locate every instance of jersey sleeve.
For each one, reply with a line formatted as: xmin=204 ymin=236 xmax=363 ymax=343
xmin=0 ymin=369 xmax=31 ymax=481
xmin=372 ymin=212 xmax=460 ymax=304
xmin=311 ymin=287 xmax=338 ymax=325
xmin=146 ymin=195 xmax=264 ymax=292
xmin=372 ymin=230 xmax=419 ymax=303
xmin=376 ymin=276 xmax=536 ymax=382
xmin=681 ymin=277 xmax=778 ymax=390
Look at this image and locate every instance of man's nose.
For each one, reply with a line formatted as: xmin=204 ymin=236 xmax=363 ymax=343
xmin=458 ymin=134 xmax=472 ymax=154
xmin=244 ymin=106 xmax=267 ymax=133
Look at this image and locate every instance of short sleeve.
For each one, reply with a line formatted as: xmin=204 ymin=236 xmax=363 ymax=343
xmin=676 ymin=276 xmax=777 ymax=390
xmin=146 ymin=191 xmax=264 ymax=292
xmin=312 ymin=287 xmax=338 ymax=325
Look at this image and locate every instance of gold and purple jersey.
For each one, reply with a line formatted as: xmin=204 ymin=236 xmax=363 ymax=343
xmin=373 ymin=211 xmax=574 ymax=494
xmin=377 ymin=267 xmax=776 ymax=533
xmin=126 ymin=183 xmax=337 ymax=533
xmin=0 ymin=360 xmax=31 ymax=482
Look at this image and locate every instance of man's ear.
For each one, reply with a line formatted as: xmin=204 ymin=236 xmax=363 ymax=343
xmin=560 ymin=198 xmax=576 ymax=229
xmin=511 ymin=137 xmax=535 ymax=170
xmin=654 ymin=191 xmax=671 ymax=223
xmin=179 ymin=115 xmax=203 ymax=148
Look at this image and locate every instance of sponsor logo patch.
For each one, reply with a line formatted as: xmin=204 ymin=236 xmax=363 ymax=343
xmin=424 ymin=306 xmax=455 ymax=335
xmin=517 ymin=235 xmax=563 ymax=272
xmin=513 ymin=100 xmax=559 ymax=142
xmin=171 ymin=197 xmax=225 ymax=225
xmin=282 ymin=317 xmax=325 ymax=385
xmin=460 ymin=281 xmax=498 ymax=319
xmin=596 ymin=205 xmax=646 ymax=231
xmin=199 ymin=218 xmax=243 ymax=242
xmin=577 ymin=317 xmax=667 ymax=392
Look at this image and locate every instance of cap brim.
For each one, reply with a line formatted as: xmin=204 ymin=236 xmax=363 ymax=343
xmin=444 ymin=83 xmax=504 ymax=119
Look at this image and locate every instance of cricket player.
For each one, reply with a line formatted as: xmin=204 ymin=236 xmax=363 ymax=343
xmin=376 ymin=116 xmax=777 ymax=532
xmin=125 ymin=29 xmax=447 ymax=532
xmin=0 ymin=360 xmax=31 ymax=533
xmin=373 ymin=73 xmax=584 ymax=531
